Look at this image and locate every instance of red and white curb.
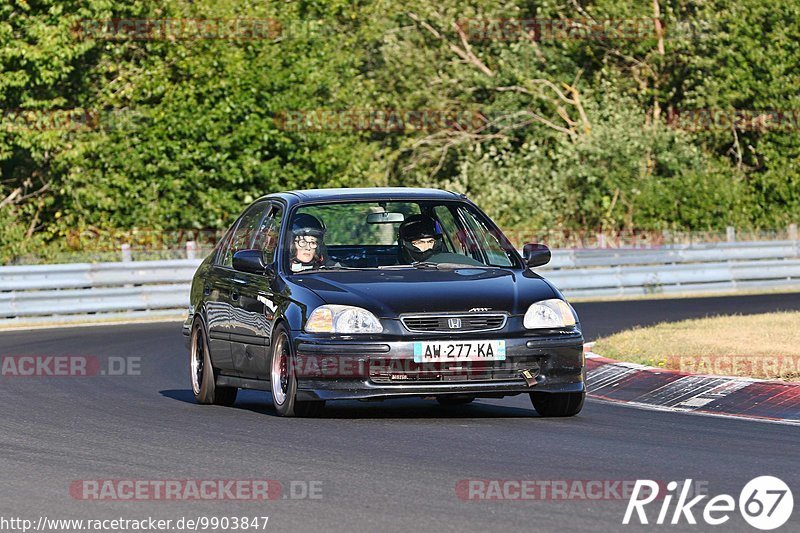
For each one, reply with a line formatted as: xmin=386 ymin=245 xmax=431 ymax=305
xmin=583 ymin=344 xmax=800 ymax=425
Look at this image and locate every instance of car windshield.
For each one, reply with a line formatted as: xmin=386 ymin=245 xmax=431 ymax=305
xmin=285 ymin=200 xmax=519 ymax=272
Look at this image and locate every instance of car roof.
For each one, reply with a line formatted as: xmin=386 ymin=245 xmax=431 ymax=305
xmin=261 ymin=187 xmax=464 ymax=205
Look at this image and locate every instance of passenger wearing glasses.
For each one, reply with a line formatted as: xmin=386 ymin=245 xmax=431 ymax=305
xmin=288 ymin=213 xmax=330 ymax=272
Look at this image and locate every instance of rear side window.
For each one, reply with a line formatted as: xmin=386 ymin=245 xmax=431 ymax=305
xmin=214 ymin=227 xmax=235 ymax=266
xmin=218 ymin=202 xmax=269 ymax=267
xmin=252 ymin=204 xmax=283 ymax=264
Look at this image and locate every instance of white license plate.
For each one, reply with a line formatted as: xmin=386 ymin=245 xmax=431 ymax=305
xmin=413 ymin=340 xmax=506 ymax=363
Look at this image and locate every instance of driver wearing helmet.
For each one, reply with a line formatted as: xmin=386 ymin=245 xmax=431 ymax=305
xmin=289 ymin=213 xmax=330 ymax=272
xmin=398 ymin=214 xmax=444 ymax=263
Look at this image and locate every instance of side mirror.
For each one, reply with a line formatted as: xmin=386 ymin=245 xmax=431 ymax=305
xmin=232 ymin=249 xmax=273 ymax=276
xmin=523 ymin=243 xmax=551 ymax=267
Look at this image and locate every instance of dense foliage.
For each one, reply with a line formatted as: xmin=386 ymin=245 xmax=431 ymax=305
xmin=1 ymin=0 xmax=798 ymax=261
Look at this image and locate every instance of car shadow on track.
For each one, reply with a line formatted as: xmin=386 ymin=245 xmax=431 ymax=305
xmin=160 ymin=389 xmax=539 ymax=419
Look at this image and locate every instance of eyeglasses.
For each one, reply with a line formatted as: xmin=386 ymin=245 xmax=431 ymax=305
xmin=295 ymin=237 xmax=319 ymax=249
xmin=412 ymin=238 xmax=436 ymax=246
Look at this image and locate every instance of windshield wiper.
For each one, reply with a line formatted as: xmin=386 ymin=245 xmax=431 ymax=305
xmin=377 ymin=262 xmax=439 ymax=270
xmin=377 ymin=264 xmax=415 ymax=270
xmin=431 ymin=262 xmax=486 ymax=269
xmin=414 ymin=262 xmax=489 ymax=269
xmin=378 ymin=262 xmax=487 ymax=270
xmin=411 ymin=262 xmax=440 ymax=270
xmin=316 ymin=264 xmax=360 ymax=270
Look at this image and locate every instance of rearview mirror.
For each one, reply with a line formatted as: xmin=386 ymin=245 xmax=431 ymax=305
xmin=232 ymin=249 xmax=273 ymax=276
xmin=367 ymin=212 xmax=405 ymax=224
xmin=523 ymin=243 xmax=551 ymax=267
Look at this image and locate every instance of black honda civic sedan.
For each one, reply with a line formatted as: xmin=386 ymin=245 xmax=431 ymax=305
xmin=183 ymin=188 xmax=585 ymax=417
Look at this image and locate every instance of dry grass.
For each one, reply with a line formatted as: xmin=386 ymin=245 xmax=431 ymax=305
xmin=592 ymin=311 xmax=800 ymax=381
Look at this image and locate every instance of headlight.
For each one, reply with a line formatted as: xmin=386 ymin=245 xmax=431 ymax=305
xmin=523 ymin=299 xmax=577 ymax=329
xmin=305 ymin=305 xmax=383 ymax=334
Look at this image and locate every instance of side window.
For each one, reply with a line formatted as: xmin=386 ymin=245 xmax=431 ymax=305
xmin=458 ymin=207 xmax=514 ymax=267
xmin=252 ymin=204 xmax=283 ymax=264
xmin=220 ymin=202 xmax=269 ymax=268
xmin=432 ymin=206 xmax=463 ymax=254
xmin=214 ymin=227 xmax=235 ymax=266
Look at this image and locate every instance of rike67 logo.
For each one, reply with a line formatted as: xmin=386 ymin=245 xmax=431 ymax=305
xmin=624 ymin=476 xmax=793 ymax=530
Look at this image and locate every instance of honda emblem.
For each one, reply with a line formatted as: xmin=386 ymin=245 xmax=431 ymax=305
xmin=448 ymin=318 xmax=462 ymax=329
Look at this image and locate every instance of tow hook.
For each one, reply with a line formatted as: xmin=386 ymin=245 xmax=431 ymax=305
xmin=520 ymin=369 xmax=539 ymax=387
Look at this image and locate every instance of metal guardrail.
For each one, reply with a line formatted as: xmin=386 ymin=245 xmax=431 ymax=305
xmin=544 ymin=240 xmax=800 ymax=268
xmin=1 ymin=242 xmax=799 ymax=323
xmin=541 ymin=240 xmax=800 ymax=297
xmin=0 ymin=260 xmax=201 ymax=323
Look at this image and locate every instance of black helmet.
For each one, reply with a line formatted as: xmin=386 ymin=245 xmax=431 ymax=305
xmin=399 ymin=214 xmax=440 ymax=242
xmin=291 ymin=213 xmax=326 ymax=238
xmin=289 ymin=213 xmax=327 ymax=270
xmin=398 ymin=214 xmax=443 ymax=263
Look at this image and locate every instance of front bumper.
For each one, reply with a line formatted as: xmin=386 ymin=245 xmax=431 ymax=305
xmin=290 ymin=329 xmax=585 ymax=401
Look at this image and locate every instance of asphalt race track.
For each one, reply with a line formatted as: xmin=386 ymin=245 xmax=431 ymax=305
xmin=1 ymin=293 xmax=799 ymax=532
xmin=575 ymin=291 xmax=800 ymax=339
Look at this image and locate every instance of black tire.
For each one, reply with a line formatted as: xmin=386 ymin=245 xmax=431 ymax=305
xmin=529 ymin=391 xmax=584 ymax=417
xmin=190 ymin=319 xmax=238 ymax=406
xmin=270 ymin=325 xmax=325 ymax=417
xmin=436 ymin=395 xmax=476 ymax=406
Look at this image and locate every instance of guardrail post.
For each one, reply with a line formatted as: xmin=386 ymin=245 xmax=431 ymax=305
xmin=120 ymin=244 xmax=132 ymax=262
xmin=726 ymin=226 xmax=736 ymax=242
xmin=790 ymin=224 xmax=798 ymax=241
xmin=662 ymin=230 xmax=671 ymax=247
xmin=186 ymin=241 xmax=197 ymax=260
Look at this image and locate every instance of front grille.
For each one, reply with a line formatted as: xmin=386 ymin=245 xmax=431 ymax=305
xmin=369 ymin=358 xmax=541 ymax=383
xmin=401 ymin=313 xmax=507 ymax=333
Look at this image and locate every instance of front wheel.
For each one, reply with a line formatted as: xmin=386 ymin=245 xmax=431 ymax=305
xmin=529 ymin=391 xmax=584 ymax=417
xmin=190 ymin=320 xmax=238 ymax=406
xmin=270 ymin=325 xmax=325 ymax=417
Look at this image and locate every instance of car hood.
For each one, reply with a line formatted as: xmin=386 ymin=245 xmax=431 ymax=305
xmin=287 ymin=268 xmax=558 ymax=317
